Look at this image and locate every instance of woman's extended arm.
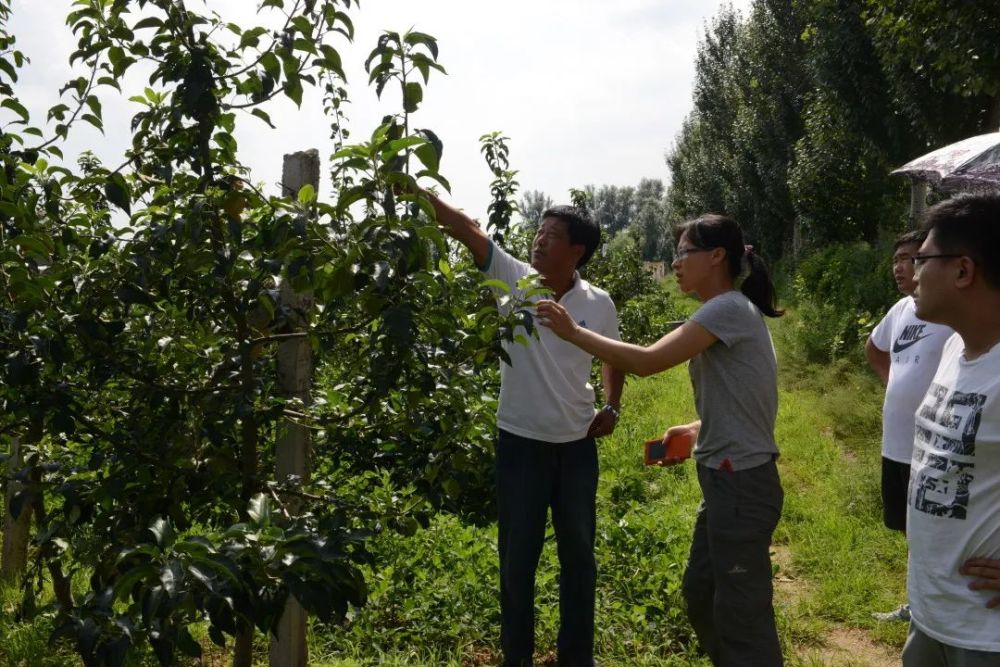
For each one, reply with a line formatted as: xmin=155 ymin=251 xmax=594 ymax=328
xmin=535 ymin=299 xmax=717 ymax=376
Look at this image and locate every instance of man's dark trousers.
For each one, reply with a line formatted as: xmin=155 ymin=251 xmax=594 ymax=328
xmin=496 ymin=429 xmax=598 ymax=667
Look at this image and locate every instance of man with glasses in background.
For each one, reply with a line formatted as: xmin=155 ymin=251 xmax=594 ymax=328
xmin=866 ymin=230 xmax=953 ymax=622
xmin=902 ymin=193 xmax=1000 ymax=666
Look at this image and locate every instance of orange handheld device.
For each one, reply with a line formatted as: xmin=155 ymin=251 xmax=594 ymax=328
xmin=644 ymin=432 xmax=693 ymax=466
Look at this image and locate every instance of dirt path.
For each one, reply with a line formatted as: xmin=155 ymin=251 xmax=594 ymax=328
xmin=772 ymin=546 xmax=900 ymax=667
xmin=797 ymin=626 xmax=899 ymax=667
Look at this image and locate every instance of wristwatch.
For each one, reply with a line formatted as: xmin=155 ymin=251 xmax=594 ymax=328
xmin=601 ymin=404 xmax=620 ymax=420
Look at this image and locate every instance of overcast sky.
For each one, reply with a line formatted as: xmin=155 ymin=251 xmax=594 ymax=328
xmin=8 ymin=0 xmax=751 ymax=215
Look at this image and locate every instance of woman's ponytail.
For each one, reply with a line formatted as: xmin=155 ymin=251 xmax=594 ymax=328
xmin=741 ymin=249 xmax=784 ymax=318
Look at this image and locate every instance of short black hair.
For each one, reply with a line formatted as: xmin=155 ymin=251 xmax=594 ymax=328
xmin=893 ymin=229 xmax=926 ymax=252
xmin=922 ymin=193 xmax=1000 ymax=289
xmin=541 ymin=205 xmax=601 ymax=268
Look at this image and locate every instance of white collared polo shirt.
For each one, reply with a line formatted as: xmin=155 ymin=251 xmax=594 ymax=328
xmin=482 ymin=241 xmax=621 ymax=443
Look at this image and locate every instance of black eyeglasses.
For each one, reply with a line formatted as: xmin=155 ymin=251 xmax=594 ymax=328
xmin=911 ymin=254 xmax=964 ymax=268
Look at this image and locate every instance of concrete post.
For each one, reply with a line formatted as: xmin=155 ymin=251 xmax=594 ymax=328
xmin=269 ymin=149 xmax=319 ymax=667
xmin=909 ymin=179 xmax=928 ymax=229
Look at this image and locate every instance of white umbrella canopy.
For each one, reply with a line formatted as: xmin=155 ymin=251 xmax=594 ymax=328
xmin=892 ymin=132 xmax=1000 ymax=192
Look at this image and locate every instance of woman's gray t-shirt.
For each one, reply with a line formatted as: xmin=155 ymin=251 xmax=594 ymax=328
xmin=688 ymin=291 xmax=779 ymax=470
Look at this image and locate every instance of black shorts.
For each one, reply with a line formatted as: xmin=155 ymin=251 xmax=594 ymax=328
xmin=881 ymin=457 xmax=910 ymax=532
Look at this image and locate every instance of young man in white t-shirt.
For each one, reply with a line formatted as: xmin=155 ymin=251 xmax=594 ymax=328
xmin=426 ymin=191 xmax=625 ymax=667
xmin=903 ymin=193 xmax=1000 ymax=666
xmin=866 ymin=230 xmax=953 ymax=622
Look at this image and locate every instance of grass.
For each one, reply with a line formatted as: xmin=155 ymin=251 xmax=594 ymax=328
xmin=315 ymin=364 xmax=709 ymax=667
xmin=0 ymin=297 xmax=910 ymax=666
xmin=770 ymin=313 xmax=909 ymax=655
xmin=0 ymin=583 xmax=74 ymax=667
xmin=311 ymin=302 xmax=909 ymax=666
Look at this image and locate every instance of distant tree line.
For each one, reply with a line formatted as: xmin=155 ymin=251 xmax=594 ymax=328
xmin=524 ymin=2 xmax=999 ymax=271
xmin=667 ymin=0 xmax=1000 ymax=263
xmin=518 ymin=1 xmax=998 ymax=364
xmin=518 ymin=180 xmax=674 ymax=264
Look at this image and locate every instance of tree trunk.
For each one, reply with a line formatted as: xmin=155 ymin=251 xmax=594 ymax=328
xmin=233 ymin=623 xmax=254 ymax=667
xmin=1 ymin=436 xmax=31 ymax=582
xmin=791 ymin=215 xmax=802 ymax=267
xmin=987 ymin=94 xmax=1000 ymax=133
xmin=31 ymin=488 xmax=74 ymax=611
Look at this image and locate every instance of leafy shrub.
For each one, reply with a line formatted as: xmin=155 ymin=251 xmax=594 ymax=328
xmin=583 ymin=234 xmax=656 ymax=306
xmin=0 ymin=5 xmax=528 ymax=663
xmin=618 ymin=284 xmax=685 ymax=345
xmin=584 ymin=235 xmax=681 ymax=345
xmin=317 ymin=513 xmax=500 ymax=661
xmin=593 ymin=503 xmax=697 ymax=656
xmin=790 ymin=242 xmax=896 ymax=363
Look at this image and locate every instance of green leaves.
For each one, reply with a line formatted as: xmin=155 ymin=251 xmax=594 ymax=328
xmin=1 ymin=96 xmax=29 ymax=124
xmin=104 ymin=173 xmax=131 ymax=214
xmin=12 ymin=234 xmax=54 ymax=259
xmin=864 ymin=0 xmax=1000 ymax=99
xmin=297 ymin=183 xmax=316 ymax=204
xmin=365 ymin=29 xmax=444 ymax=114
xmin=0 ymin=4 xmax=514 ymax=665
xmin=316 ymin=44 xmax=345 ymax=79
xmin=479 ymin=133 xmax=519 ymax=245
xmin=247 ymin=493 xmax=272 ymax=527
xmin=147 ymin=517 xmax=176 ymax=549
xmin=403 ymin=31 xmax=439 ymax=60
xmin=260 ymin=51 xmax=281 ymax=82
xmin=480 ymin=278 xmax=512 ymax=294
xmin=414 ymin=128 xmax=443 ymax=173
xmin=402 ymin=82 xmax=423 ymax=113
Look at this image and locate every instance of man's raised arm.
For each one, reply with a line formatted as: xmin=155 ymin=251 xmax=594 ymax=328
xmin=425 ymin=190 xmax=491 ymax=269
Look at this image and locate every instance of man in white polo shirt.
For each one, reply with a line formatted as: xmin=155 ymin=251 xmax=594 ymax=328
xmin=427 ymin=191 xmax=625 ymax=667
xmin=904 ymin=193 xmax=1000 ymax=666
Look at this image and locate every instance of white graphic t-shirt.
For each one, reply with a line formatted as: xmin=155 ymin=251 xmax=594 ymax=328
xmin=907 ymin=334 xmax=1000 ymax=652
xmin=483 ymin=242 xmax=621 ymax=443
xmin=870 ymin=296 xmax=953 ymax=462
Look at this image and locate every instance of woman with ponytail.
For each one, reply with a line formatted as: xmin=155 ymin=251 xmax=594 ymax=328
xmin=536 ymin=213 xmax=785 ymax=666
